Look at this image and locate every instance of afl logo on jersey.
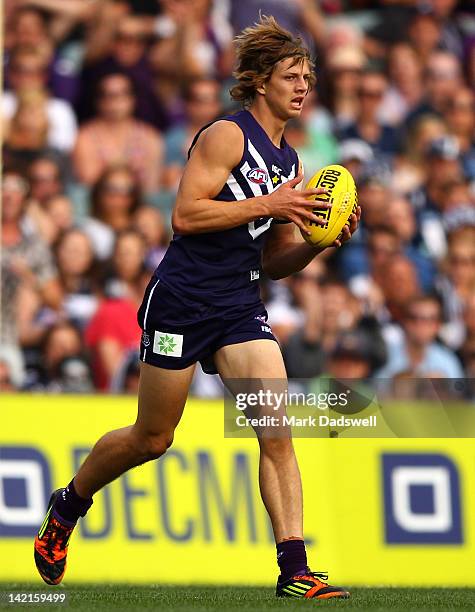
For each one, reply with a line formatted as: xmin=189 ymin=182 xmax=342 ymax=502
xmin=247 ymin=167 xmax=268 ymax=185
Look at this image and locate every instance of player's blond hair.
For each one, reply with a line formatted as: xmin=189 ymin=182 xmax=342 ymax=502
xmin=230 ymin=15 xmax=315 ymax=107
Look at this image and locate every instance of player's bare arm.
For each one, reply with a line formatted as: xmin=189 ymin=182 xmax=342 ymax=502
xmin=172 ymin=121 xmax=329 ymax=235
xmin=263 ymin=207 xmax=361 ymax=280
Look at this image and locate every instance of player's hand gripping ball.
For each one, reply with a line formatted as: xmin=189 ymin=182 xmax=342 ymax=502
xmin=301 ymin=164 xmax=358 ymax=248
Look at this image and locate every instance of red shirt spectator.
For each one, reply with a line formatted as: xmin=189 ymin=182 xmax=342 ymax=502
xmin=85 ymin=298 xmax=140 ymax=390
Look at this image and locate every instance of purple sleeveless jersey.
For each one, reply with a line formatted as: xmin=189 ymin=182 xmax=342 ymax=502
xmin=154 ymin=110 xmax=299 ymax=309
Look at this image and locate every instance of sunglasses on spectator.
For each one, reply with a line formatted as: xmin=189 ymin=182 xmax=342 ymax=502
xmin=103 ymin=183 xmax=134 ymax=195
xmin=189 ymin=94 xmax=219 ymax=104
xmin=406 ymin=312 xmax=440 ymax=322
xmin=294 ymin=272 xmax=323 ymax=282
xmin=450 ymin=255 xmax=475 ymax=266
xmin=2 ymin=177 xmax=29 ymax=193
xmin=99 ymin=88 xmax=133 ymax=99
xmin=11 ymin=64 xmax=44 ymax=75
xmin=369 ymin=244 xmax=399 ymax=255
xmin=427 ymin=69 xmax=458 ymax=80
xmin=30 ymin=173 xmax=59 ymax=184
xmin=448 ymin=102 xmax=475 ymax=112
xmin=115 ymin=32 xmax=147 ymax=44
xmin=359 ymin=89 xmax=384 ymax=99
xmin=334 ymin=67 xmax=362 ymax=75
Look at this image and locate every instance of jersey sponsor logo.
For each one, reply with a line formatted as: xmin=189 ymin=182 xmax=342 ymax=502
xmin=153 ymin=331 xmax=183 ymax=357
xmin=246 ymin=168 xmax=268 ymax=185
xmin=272 ymin=165 xmax=282 ymax=176
xmin=250 ymin=270 xmax=260 ymax=281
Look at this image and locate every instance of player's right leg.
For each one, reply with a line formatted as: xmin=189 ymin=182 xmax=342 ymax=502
xmin=34 ymin=362 xmax=195 ymax=585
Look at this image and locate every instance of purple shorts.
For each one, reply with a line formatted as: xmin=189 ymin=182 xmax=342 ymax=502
xmin=137 ymin=278 xmax=277 ymax=374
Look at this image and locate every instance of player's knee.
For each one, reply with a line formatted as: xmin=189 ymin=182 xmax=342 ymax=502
xmin=142 ymin=432 xmax=174 ymax=461
xmin=146 ymin=433 xmax=177 ymax=459
xmin=259 ymin=436 xmax=294 ymax=460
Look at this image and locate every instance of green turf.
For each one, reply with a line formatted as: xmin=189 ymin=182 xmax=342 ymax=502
xmin=1 ymin=584 xmax=475 ymax=611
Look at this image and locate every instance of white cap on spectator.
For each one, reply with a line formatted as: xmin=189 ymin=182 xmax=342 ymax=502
xmin=327 ymin=45 xmax=366 ymax=71
xmin=426 ymin=135 xmax=460 ymax=160
xmin=340 ymin=139 xmax=374 ymax=164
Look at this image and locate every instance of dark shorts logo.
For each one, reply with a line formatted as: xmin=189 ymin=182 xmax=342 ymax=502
xmin=142 ymin=332 xmax=150 ymax=347
xmin=247 ymin=168 xmax=268 ymax=185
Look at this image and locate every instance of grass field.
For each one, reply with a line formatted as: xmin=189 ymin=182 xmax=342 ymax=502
xmin=1 ymin=584 xmax=475 ymax=611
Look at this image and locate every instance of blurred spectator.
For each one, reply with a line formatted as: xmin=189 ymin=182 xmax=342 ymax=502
xmin=28 ymin=156 xmax=64 ymax=205
xmin=148 ymin=0 xmax=233 ymax=126
xmin=350 ymin=223 xmax=435 ymax=313
xmin=54 ymin=229 xmax=99 ymax=329
xmin=378 ymin=255 xmax=421 ymax=326
xmin=459 ymin=294 xmax=475 ymax=366
xmin=393 ymin=113 xmax=447 ymax=194
xmin=3 ymin=89 xmax=55 ymax=173
xmin=73 ymin=73 xmax=164 ymax=192
xmin=337 ymin=166 xmax=391 ymax=274
xmin=327 ymin=330 xmax=374 ymax=381
xmin=282 ymin=260 xmax=326 ymax=379
xmin=386 ymin=198 xmax=436 ymax=290
xmin=230 ymin=0 xmax=325 ymax=48
xmin=85 ymin=230 xmax=145 ymax=390
xmin=339 ymin=139 xmax=374 ymax=182
xmin=437 ymin=236 xmax=475 ymax=349
xmin=82 ymin=164 xmax=143 ymax=260
xmin=152 ymin=0 xmax=234 ymax=79
xmin=163 ymin=77 xmax=223 ymax=190
xmin=378 ymin=295 xmax=464 ymax=379
xmin=0 ymin=359 xmax=16 ymax=392
xmin=428 ymin=0 xmax=464 ymax=60
xmin=319 ymin=280 xmax=361 ymax=354
xmin=443 ymin=88 xmax=475 ymax=181
xmin=380 ymin=43 xmax=424 ymax=128
xmin=408 ymin=50 xmax=464 ymax=124
xmin=25 ymin=321 xmax=94 ymax=392
xmin=467 ymin=38 xmax=475 ymax=90
xmin=3 ymin=46 xmax=77 ymax=152
xmin=408 ymin=11 xmax=442 ymax=67
xmin=325 ymin=45 xmax=366 ymax=130
xmin=4 ymin=4 xmax=94 ymax=103
xmin=110 ymin=349 xmax=141 ymax=394
xmin=411 ymin=135 xmax=465 ymax=260
xmin=459 ymin=336 xmax=475 ymax=399
xmin=27 ymin=194 xmax=74 ymax=246
xmin=79 ymin=12 xmax=168 ymax=129
xmin=339 ymin=69 xmax=399 ymax=159
xmin=133 ymin=206 xmax=169 ymax=272
xmin=1 ymin=169 xmax=62 ymax=379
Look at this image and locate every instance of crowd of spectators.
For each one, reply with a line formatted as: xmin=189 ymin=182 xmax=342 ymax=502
xmin=2 ymin=0 xmax=475 ymax=399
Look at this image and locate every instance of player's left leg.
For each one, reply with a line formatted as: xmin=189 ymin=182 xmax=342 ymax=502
xmin=214 ymin=339 xmax=349 ymax=600
xmin=34 ymin=362 xmax=195 ymax=585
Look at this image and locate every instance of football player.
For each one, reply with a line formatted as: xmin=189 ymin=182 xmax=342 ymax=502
xmin=35 ymin=16 xmax=360 ymax=599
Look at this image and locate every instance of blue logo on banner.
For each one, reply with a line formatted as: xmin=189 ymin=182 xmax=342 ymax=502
xmin=382 ymin=453 xmax=462 ymax=544
xmin=0 ymin=447 xmax=52 ymax=537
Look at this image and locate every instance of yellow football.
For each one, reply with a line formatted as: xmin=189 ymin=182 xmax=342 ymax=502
xmin=301 ymin=164 xmax=358 ymax=248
